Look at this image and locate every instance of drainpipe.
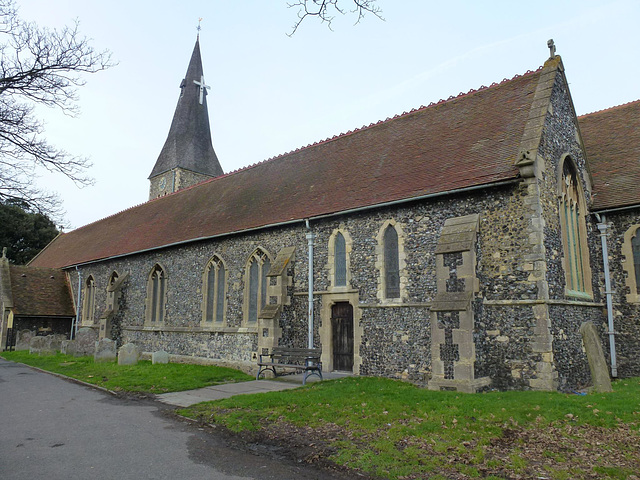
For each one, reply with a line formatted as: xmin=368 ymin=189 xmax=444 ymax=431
xmin=73 ymin=266 xmax=82 ymax=341
xmin=305 ymin=219 xmax=316 ymax=349
xmin=595 ymin=213 xmax=618 ymax=377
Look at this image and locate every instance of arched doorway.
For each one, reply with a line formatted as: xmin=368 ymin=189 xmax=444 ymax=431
xmin=331 ymin=302 xmax=354 ymax=372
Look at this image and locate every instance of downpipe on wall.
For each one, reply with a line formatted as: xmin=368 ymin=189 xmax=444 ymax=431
xmin=595 ymin=213 xmax=618 ymax=377
xmin=72 ymin=266 xmax=82 ymax=341
xmin=305 ymin=219 xmax=316 ymax=349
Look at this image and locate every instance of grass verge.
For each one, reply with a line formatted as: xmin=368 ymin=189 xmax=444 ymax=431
xmin=179 ymin=376 xmax=640 ymax=479
xmin=1 ymin=350 xmax=253 ymax=393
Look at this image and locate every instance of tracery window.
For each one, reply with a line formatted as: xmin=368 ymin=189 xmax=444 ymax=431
xmin=203 ymin=255 xmax=226 ymax=324
xmin=245 ymin=249 xmax=271 ymax=324
xmin=81 ymin=275 xmax=96 ymax=325
xmin=384 ymin=225 xmax=400 ymax=298
xmin=559 ymin=159 xmax=591 ymax=297
xmin=146 ymin=264 xmax=166 ymax=324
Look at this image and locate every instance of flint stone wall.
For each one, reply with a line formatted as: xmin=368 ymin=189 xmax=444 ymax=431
xmin=68 ymin=182 xmax=592 ymax=388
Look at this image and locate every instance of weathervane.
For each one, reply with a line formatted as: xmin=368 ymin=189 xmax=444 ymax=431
xmin=197 ymin=17 xmax=202 ymax=39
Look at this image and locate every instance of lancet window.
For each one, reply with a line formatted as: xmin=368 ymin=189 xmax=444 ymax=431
xmin=204 ymin=256 xmax=226 ymax=324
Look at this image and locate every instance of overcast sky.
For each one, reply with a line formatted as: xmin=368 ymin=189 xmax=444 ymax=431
xmin=17 ymin=0 xmax=640 ymax=230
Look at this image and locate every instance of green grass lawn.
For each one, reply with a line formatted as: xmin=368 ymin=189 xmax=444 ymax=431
xmin=179 ymin=376 xmax=640 ymax=480
xmin=1 ymin=350 xmax=253 ymax=393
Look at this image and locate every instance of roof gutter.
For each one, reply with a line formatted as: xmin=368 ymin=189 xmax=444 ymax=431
xmin=592 ymin=203 xmax=640 ymax=215
xmin=62 ymin=177 xmax=521 ymax=269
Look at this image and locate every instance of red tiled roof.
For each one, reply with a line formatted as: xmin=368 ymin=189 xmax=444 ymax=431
xmin=9 ymin=265 xmax=75 ymax=317
xmin=579 ymin=100 xmax=640 ymax=211
xmin=30 ymin=70 xmax=543 ymax=269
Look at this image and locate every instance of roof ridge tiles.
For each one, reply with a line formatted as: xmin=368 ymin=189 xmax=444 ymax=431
xmin=256 ymin=65 xmax=543 ymax=164
xmin=578 ymin=98 xmax=640 ymax=118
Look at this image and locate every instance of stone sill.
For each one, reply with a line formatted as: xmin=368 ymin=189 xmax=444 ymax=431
xmin=565 ymin=289 xmax=594 ymax=301
xmin=123 ymin=326 xmax=258 ymax=334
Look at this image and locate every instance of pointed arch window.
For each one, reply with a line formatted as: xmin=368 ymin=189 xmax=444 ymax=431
xmin=204 ymin=256 xmax=226 ymax=324
xmin=384 ymin=225 xmax=401 ymax=298
xmin=81 ymin=275 xmax=96 ymax=325
xmin=147 ymin=264 xmax=167 ymax=324
xmin=559 ymin=159 xmax=592 ymax=297
xmin=334 ymin=232 xmax=347 ymax=287
xmin=245 ymin=249 xmax=271 ymax=325
xmin=106 ymin=271 xmax=119 ymax=310
xmin=632 ymin=231 xmax=640 ymax=294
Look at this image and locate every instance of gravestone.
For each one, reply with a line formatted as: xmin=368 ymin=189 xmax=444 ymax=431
xmin=29 ymin=334 xmax=66 ymax=355
xmin=29 ymin=336 xmax=50 ymax=355
xmin=60 ymin=340 xmax=72 ymax=355
xmin=74 ymin=328 xmax=97 ymax=356
xmin=15 ymin=329 xmax=34 ymax=350
xmin=118 ymin=343 xmax=141 ymax=366
xmin=94 ymin=338 xmax=117 ymax=363
xmin=579 ymin=321 xmax=613 ymax=392
xmin=152 ymin=350 xmax=169 ymax=364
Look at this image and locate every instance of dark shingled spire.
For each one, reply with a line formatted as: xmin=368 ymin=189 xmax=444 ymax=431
xmin=149 ymin=37 xmax=223 ymax=179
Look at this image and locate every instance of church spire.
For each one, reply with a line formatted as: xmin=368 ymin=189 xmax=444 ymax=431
xmin=149 ymin=36 xmax=223 ymax=199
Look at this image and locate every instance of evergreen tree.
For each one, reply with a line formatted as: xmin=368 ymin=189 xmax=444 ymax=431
xmin=0 ymin=199 xmax=59 ymax=264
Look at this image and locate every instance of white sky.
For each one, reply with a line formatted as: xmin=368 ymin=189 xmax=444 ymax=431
xmin=16 ymin=0 xmax=640 ymax=230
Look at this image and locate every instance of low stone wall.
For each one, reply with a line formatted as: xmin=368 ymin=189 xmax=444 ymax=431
xmin=123 ymin=329 xmax=258 ymax=366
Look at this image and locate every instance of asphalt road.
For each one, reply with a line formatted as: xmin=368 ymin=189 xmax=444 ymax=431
xmin=0 ymin=358 xmax=350 ymax=480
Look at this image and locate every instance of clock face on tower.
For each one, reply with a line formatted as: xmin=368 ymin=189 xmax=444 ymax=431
xmin=159 ymin=177 xmax=167 ymax=189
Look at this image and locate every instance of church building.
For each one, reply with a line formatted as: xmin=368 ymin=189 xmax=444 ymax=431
xmin=3 ymin=37 xmax=639 ymax=392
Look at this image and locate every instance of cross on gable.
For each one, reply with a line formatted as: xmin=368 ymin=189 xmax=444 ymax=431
xmin=193 ymin=75 xmax=210 ymax=104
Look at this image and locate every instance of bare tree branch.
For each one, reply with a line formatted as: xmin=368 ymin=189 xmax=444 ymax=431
xmin=287 ymin=0 xmax=383 ymax=36
xmin=0 ymin=0 xmax=113 ymax=217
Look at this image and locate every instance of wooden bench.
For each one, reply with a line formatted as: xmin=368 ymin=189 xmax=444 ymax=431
xmin=256 ymin=347 xmax=323 ymax=385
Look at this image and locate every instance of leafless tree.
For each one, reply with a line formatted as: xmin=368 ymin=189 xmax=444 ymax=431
xmin=288 ymin=0 xmax=383 ymax=35
xmin=0 ymin=0 xmax=112 ymax=217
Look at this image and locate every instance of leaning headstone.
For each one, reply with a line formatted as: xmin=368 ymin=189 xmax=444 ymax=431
xmin=73 ymin=328 xmax=97 ymax=356
xmin=94 ymin=338 xmax=117 ymax=363
xmin=15 ymin=329 xmax=34 ymax=350
xmin=152 ymin=350 xmax=169 ymax=365
xmin=118 ymin=343 xmax=141 ymax=366
xmin=580 ymin=321 xmax=613 ymax=392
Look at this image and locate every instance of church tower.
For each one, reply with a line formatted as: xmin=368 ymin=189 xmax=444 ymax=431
xmin=148 ymin=36 xmax=223 ymax=199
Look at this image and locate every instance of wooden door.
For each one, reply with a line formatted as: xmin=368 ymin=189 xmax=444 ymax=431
xmin=331 ymin=302 xmax=354 ymax=371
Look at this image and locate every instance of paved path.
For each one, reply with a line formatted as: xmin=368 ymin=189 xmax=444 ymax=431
xmin=0 ymin=358 xmax=350 ymax=480
xmin=155 ymin=371 xmax=351 ymax=407
xmin=156 ymin=379 xmax=299 ymax=407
